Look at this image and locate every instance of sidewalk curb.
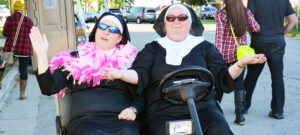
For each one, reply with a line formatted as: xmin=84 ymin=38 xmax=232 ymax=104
xmin=286 ymin=33 xmax=300 ymax=37
xmin=0 ymin=63 xmax=18 ymax=111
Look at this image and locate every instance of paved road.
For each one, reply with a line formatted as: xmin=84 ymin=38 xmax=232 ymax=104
xmin=0 ymin=23 xmax=299 ymax=135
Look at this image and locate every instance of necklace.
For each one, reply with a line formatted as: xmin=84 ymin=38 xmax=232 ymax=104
xmin=50 ymin=42 xmax=137 ymax=87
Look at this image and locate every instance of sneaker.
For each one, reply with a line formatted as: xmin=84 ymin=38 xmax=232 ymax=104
xmin=234 ymin=115 xmax=245 ymax=125
xmin=269 ymin=111 xmax=284 ymax=119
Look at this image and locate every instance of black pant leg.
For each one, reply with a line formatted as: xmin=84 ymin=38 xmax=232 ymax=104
xmin=67 ymin=118 xmax=140 ymax=135
xmin=236 ymin=69 xmax=245 ymax=90
xmin=145 ymin=115 xmax=176 ymax=135
xmin=214 ymin=87 xmax=224 ymax=103
xmin=198 ymin=106 xmax=233 ymax=135
xmin=18 ymin=57 xmax=30 ymax=80
xmin=268 ymin=41 xmax=286 ymax=113
xmin=0 ymin=66 xmax=5 ymax=72
xmin=243 ymin=62 xmax=265 ymax=108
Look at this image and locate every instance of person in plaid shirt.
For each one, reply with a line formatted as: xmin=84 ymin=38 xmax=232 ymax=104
xmin=214 ymin=0 xmax=260 ymax=125
xmin=0 ymin=0 xmax=33 ymax=100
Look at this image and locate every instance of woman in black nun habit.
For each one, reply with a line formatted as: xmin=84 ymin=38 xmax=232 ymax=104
xmin=30 ymin=13 xmax=143 ymax=135
xmin=101 ymin=4 xmax=267 ymax=135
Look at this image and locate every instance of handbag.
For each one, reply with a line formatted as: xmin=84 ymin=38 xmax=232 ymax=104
xmin=225 ymin=10 xmax=255 ymax=60
xmin=0 ymin=14 xmax=24 ymax=64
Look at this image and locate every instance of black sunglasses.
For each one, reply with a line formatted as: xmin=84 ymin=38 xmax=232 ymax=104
xmin=98 ymin=23 xmax=121 ymax=34
xmin=166 ymin=14 xmax=188 ymax=22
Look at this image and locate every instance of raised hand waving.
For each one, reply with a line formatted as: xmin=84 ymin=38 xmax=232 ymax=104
xmin=29 ymin=26 xmax=49 ymax=56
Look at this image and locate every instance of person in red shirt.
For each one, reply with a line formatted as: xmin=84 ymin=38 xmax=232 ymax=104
xmin=214 ymin=0 xmax=260 ymax=125
xmin=1 ymin=0 xmax=34 ymax=99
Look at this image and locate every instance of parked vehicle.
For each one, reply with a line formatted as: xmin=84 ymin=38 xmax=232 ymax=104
xmin=0 ymin=8 xmax=9 ymax=27
xmin=84 ymin=11 xmax=99 ymax=23
xmin=98 ymin=8 xmax=123 ymax=18
xmin=74 ymin=14 xmax=86 ymax=44
xmin=198 ymin=6 xmax=218 ymax=20
xmin=123 ymin=7 xmax=156 ymax=24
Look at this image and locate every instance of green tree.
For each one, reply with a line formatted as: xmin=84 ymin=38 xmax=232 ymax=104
xmin=124 ymin=0 xmax=134 ymax=10
xmin=96 ymin=0 xmax=134 ymax=11
xmin=113 ymin=0 xmax=125 ymax=9
xmin=110 ymin=0 xmax=116 ymax=8
xmin=82 ymin=0 xmax=97 ymax=11
xmin=74 ymin=0 xmax=87 ymax=11
xmin=0 ymin=0 xmax=9 ymax=8
xmin=0 ymin=0 xmax=6 ymax=4
xmin=182 ymin=0 xmax=212 ymax=6
xmin=98 ymin=0 xmax=106 ymax=11
xmin=104 ymin=0 xmax=134 ymax=10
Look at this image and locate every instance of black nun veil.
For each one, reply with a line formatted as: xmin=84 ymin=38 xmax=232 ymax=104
xmin=153 ymin=4 xmax=204 ymax=37
xmin=89 ymin=12 xmax=131 ymax=44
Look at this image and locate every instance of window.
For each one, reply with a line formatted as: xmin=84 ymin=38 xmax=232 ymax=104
xmin=146 ymin=9 xmax=155 ymax=13
xmin=110 ymin=9 xmax=121 ymax=13
xmin=135 ymin=8 xmax=143 ymax=13
xmin=130 ymin=8 xmax=134 ymax=13
xmin=204 ymin=8 xmax=211 ymax=11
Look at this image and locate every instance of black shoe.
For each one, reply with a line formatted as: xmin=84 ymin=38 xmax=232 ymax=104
xmin=234 ymin=115 xmax=245 ymax=125
xmin=269 ymin=111 xmax=284 ymax=119
xmin=243 ymin=107 xmax=249 ymax=114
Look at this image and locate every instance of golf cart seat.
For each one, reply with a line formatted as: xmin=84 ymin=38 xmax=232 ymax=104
xmin=55 ymin=90 xmax=71 ymax=135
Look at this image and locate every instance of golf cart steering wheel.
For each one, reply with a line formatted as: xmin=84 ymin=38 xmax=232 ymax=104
xmin=158 ymin=66 xmax=215 ymax=105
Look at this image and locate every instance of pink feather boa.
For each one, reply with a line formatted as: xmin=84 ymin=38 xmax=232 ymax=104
xmin=50 ymin=42 xmax=137 ymax=88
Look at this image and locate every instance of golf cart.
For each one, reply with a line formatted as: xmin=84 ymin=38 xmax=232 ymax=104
xmin=159 ymin=66 xmax=215 ymax=135
xmin=55 ymin=90 xmax=71 ymax=135
xmin=55 ymin=66 xmax=216 ymax=135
